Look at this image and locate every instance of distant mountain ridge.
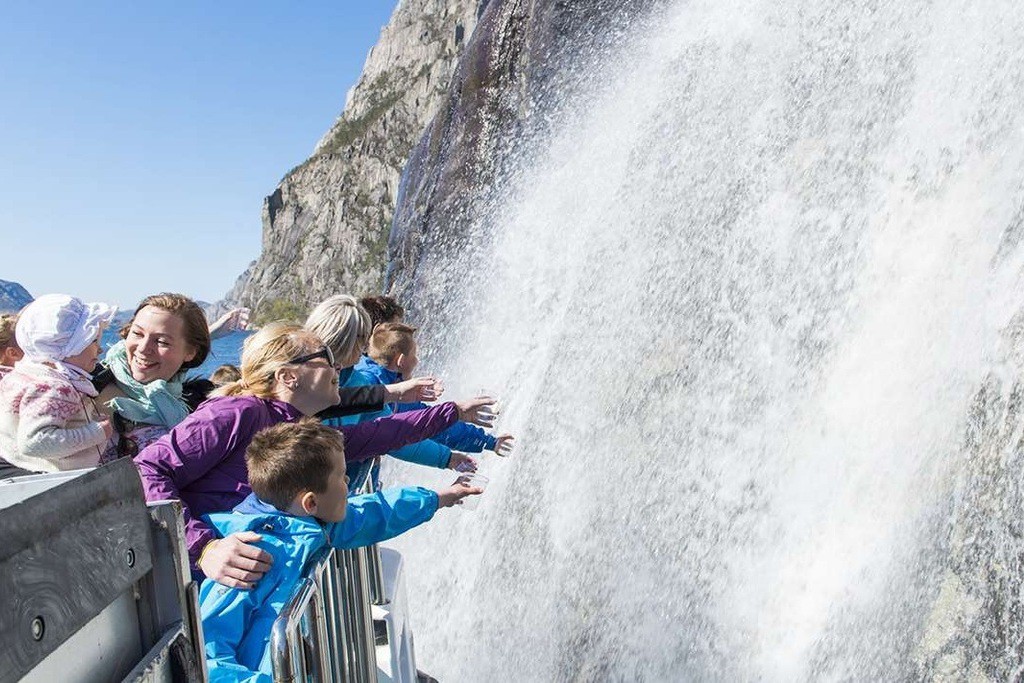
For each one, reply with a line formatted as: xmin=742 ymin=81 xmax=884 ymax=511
xmin=0 ymin=280 xmax=33 ymax=313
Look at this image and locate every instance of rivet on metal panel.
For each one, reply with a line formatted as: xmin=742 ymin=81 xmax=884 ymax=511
xmin=31 ymin=616 xmax=45 ymax=641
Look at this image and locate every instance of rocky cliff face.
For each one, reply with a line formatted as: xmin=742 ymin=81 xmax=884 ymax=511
xmin=386 ymin=0 xmax=663 ymax=327
xmin=224 ymin=0 xmax=480 ymax=323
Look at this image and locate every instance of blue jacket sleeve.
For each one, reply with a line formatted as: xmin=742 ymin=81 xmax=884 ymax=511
xmin=389 ymin=438 xmax=452 ymax=469
xmin=431 ymin=422 xmax=497 ymax=452
xmin=395 ymin=402 xmax=496 ymax=452
xmin=199 ymin=579 xmax=273 ymax=683
xmin=329 ymin=487 xmax=439 ymax=549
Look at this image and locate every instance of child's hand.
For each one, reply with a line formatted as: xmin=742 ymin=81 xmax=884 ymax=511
xmin=455 ymin=396 xmax=497 ymax=428
xmin=436 ymin=479 xmax=484 ymax=508
xmin=199 ymin=531 xmax=274 ymax=590
xmin=449 ymin=452 xmax=477 ymax=472
xmin=209 ymin=307 xmax=250 ymax=338
xmin=491 ymin=434 xmax=515 ymax=457
xmin=98 ymin=419 xmax=114 ymax=440
xmin=386 ymin=376 xmax=444 ymax=403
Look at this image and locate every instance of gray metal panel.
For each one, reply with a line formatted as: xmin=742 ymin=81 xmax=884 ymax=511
xmin=0 ymin=459 xmax=154 ymax=682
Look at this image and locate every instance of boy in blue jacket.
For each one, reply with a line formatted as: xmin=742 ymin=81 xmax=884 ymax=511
xmin=199 ymin=419 xmax=481 ymax=682
xmin=359 ymin=322 xmax=515 ymax=457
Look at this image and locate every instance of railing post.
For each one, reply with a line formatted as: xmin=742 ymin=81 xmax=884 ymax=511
xmin=271 ymin=548 xmax=339 ymax=683
xmin=339 ymin=547 xmax=378 ymax=683
xmin=323 ymin=559 xmax=350 ymax=681
xmin=362 ymin=479 xmax=389 ymax=606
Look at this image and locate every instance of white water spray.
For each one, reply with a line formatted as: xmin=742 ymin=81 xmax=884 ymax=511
xmin=385 ymin=1 xmax=1024 ymax=679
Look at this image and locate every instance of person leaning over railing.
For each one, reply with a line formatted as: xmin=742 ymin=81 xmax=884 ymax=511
xmin=199 ymin=419 xmax=480 ymax=682
xmin=305 ymin=295 xmax=475 ymax=493
xmin=133 ymin=322 xmax=495 ymax=589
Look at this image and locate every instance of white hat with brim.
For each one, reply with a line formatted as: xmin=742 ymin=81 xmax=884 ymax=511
xmin=15 ymin=294 xmax=117 ymax=363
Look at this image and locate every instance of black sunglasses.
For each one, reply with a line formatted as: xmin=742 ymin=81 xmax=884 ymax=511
xmin=289 ymin=346 xmax=335 ymax=367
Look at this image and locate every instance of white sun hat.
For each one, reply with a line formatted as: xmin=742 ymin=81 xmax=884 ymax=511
xmin=15 ymin=293 xmax=117 ymax=362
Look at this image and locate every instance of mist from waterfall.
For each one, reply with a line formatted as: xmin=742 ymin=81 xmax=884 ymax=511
xmin=383 ymin=0 xmax=1024 ymax=679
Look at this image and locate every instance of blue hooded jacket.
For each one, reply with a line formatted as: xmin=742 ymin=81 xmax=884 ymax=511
xmin=354 ymin=355 xmax=497 ymax=453
xmin=325 ymin=366 xmax=453 ymax=493
xmin=198 ymin=488 xmax=438 ymax=683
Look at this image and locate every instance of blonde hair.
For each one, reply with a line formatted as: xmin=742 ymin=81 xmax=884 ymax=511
xmin=305 ymin=295 xmax=371 ymax=366
xmin=212 ymin=323 xmax=321 ymax=399
xmin=209 ymin=364 xmax=241 ymax=386
xmin=0 ymin=314 xmax=18 ymax=351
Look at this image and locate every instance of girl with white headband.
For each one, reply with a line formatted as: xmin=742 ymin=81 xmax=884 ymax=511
xmin=0 ymin=294 xmax=117 ymax=472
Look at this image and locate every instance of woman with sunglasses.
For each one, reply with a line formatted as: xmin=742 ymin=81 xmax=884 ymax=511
xmin=134 ymin=322 xmax=496 ymax=589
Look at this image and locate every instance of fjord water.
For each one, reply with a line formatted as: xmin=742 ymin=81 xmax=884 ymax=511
xmin=385 ymin=1 xmax=1024 ymax=680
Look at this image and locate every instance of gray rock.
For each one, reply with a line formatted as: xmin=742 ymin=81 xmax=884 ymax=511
xmin=0 ymin=280 xmax=33 ymax=314
xmin=386 ymin=0 xmax=664 ymax=324
xmin=223 ymin=0 xmax=481 ymax=324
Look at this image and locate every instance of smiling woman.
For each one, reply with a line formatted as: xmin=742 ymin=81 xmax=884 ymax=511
xmin=124 ymin=298 xmax=208 ymax=382
xmin=94 ymin=292 xmax=214 ymax=458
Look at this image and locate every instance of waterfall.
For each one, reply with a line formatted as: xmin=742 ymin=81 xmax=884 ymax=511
xmin=383 ymin=0 xmax=1024 ymax=679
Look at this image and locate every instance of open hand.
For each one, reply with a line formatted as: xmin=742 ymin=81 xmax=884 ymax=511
xmin=198 ymin=531 xmax=273 ymax=590
xmin=455 ymin=396 xmax=498 ymax=428
xmin=491 ymin=434 xmax=515 ymax=457
xmin=448 ymin=452 xmax=478 ymax=472
xmin=387 ymin=376 xmax=444 ymax=403
xmin=209 ymin=307 xmax=251 ymax=339
xmin=436 ymin=479 xmax=484 ymax=508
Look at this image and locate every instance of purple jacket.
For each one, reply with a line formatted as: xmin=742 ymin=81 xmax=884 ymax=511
xmin=133 ymin=395 xmax=458 ymax=567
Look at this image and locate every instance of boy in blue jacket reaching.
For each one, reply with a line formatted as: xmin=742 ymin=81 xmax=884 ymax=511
xmin=358 ymin=322 xmax=515 ymax=456
xmin=198 ymin=419 xmax=482 ymax=682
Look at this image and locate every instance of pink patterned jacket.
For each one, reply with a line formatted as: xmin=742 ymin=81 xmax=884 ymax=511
xmin=0 ymin=361 xmax=112 ymax=472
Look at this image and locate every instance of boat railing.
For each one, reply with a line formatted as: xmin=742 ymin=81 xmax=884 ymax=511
xmin=0 ymin=459 xmax=208 ymax=683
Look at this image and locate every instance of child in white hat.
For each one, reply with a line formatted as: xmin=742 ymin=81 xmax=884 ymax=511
xmin=0 ymin=294 xmax=117 ymax=473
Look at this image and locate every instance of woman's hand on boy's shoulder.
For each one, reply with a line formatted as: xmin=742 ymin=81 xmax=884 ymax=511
xmin=199 ymin=531 xmax=274 ymax=590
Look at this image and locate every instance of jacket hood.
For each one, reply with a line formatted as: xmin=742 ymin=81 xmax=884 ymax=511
xmin=355 ymin=355 xmax=402 ymax=385
xmin=204 ymin=493 xmax=326 ymax=540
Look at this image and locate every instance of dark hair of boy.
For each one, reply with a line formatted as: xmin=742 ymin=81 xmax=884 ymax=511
xmin=245 ymin=419 xmax=345 ymax=510
xmin=210 ymin=364 xmax=241 ymax=386
xmin=358 ymin=295 xmax=405 ymax=330
xmin=368 ymin=322 xmax=417 ymax=364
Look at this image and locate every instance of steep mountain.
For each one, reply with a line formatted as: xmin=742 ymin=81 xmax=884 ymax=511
xmin=0 ymin=280 xmax=33 ymax=313
xmin=222 ymin=0 xmax=480 ymax=323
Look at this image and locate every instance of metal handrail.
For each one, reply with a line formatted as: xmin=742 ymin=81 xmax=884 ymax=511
xmin=270 ymin=547 xmax=337 ymax=682
xmin=363 ymin=478 xmax=389 ymax=606
xmin=339 ymin=546 xmax=378 ymax=682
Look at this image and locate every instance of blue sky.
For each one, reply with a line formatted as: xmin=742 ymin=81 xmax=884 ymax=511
xmin=0 ymin=1 xmax=398 ymax=309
